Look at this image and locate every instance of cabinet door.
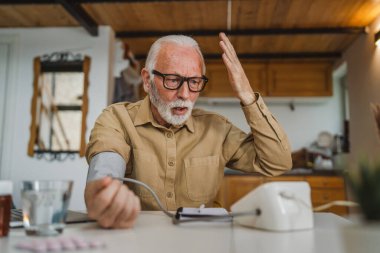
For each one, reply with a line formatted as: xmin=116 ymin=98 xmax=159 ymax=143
xmin=264 ymin=176 xmax=304 ymax=182
xmin=220 ymin=175 xmax=348 ymax=216
xmin=223 ymin=176 xmax=264 ymax=210
xmin=267 ymin=61 xmax=333 ymax=97
xmin=305 ymin=176 xmax=348 ymax=215
xmin=202 ymin=62 xmax=267 ymax=97
xmin=306 ymin=176 xmax=345 ymax=188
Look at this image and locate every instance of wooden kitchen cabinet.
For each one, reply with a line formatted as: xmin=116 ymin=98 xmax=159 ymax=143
xmin=267 ymin=61 xmax=333 ymax=96
xmin=217 ymin=175 xmax=348 ymax=216
xmin=202 ymin=61 xmax=267 ymax=97
xmin=202 ymin=61 xmax=333 ymax=97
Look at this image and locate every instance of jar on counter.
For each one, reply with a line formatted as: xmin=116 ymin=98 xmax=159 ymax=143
xmin=0 ymin=181 xmax=12 ymax=237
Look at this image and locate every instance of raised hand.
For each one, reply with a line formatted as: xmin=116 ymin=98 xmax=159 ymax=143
xmin=219 ymin=32 xmax=256 ymax=105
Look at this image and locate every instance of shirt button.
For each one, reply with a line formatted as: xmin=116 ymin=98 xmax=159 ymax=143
xmin=166 ymin=192 xmax=173 ymax=198
xmin=259 ymin=103 xmax=265 ymax=110
xmin=168 ymin=160 xmax=175 ymax=166
xmin=166 ymin=132 xmax=173 ymax=138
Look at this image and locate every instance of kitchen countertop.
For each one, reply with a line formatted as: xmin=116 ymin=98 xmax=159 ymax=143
xmin=224 ymin=168 xmax=344 ymax=176
xmin=2 ymin=212 xmax=369 ymax=253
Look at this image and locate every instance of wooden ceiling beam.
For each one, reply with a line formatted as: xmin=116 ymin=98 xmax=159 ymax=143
xmin=134 ymin=52 xmax=341 ymax=60
xmin=117 ymin=27 xmax=366 ymax=38
xmin=56 ymin=0 xmax=98 ymax=36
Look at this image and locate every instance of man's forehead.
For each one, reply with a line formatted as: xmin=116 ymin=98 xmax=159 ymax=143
xmin=156 ymin=44 xmax=202 ymax=72
xmin=158 ymin=43 xmax=198 ymax=57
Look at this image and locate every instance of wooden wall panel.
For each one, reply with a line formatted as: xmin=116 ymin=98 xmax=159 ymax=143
xmin=233 ymin=34 xmax=358 ymax=53
xmin=121 ymin=36 xmax=222 ymax=56
xmin=232 ymin=0 xmax=380 ymax=29
xmin=122 ymin=33 xmax=357 ymax=60
xmin=83 ymin=1 xmax=228 ymax=32
xmin=2 ymin=0 xmax=379 ymax=62
xmin=2 ymin=1 xmax=380 ymax=31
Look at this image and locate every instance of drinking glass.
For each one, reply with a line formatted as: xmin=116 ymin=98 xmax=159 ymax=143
xmin=21 ymin=180 xmax=73 ymax=236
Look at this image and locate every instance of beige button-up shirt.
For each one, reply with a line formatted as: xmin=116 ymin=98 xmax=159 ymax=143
xmin=86 ymin=95 xmax=292 ymax=210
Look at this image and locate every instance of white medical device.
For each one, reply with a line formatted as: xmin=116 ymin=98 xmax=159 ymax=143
xmin=231 ymin=181 xmax=314 ymax=231
xmin=114 ymin=177 xmax=314 ymax=231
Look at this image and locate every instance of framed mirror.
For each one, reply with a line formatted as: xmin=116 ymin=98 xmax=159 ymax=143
xmin=27 ymin=52 xmax=90 ymax=160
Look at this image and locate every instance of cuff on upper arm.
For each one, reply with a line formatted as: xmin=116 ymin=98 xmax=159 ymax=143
xmin=87 ymin=152 xmax=126 ymax=182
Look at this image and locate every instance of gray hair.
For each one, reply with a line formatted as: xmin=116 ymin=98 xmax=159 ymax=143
xmin=145 ymin=35 xmax=206 ymax=77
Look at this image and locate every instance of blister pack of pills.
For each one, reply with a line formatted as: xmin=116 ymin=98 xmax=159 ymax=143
xmin=15 ymin=236 xmax=106 ymax=252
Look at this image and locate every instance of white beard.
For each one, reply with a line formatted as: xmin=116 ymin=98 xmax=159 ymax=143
xmin=148 ymin=81 xmax=194 ymax=126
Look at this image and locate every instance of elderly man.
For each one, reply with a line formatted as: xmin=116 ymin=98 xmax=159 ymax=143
xmin=85 ymin=33 xmax=292 ymax=229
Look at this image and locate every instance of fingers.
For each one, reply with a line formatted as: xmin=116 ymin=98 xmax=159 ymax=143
xmin=97 ymin=182 xmax=128 ymax=228
xmin=87 ymin=179 xmax=141 ymax=229
xmin=219 ymin=33 xmax=240 ymax=79
xmin=86 ymin=179 xmax=122 ymax=221
xmin=85 ymin=177 xmax=112 ymax=198
xmin=218 ymin=32 xmax=255 ymax=104
xmin=219 ymin=32 xmax=234 ymax=56
xmin=84 ymin=177 xmax=112 ymax=207
xmin=219 ymin=32 xmax=238 ymax=63
xmin=219 ymin=32 xmax=242 ymax=74
xmin=219 ymin=40 xmax=233 ymax=65
xmin=112 ymin=190 xmax=141 ymax=228
xmin=221 ymin=52 xmax=233 ymax=72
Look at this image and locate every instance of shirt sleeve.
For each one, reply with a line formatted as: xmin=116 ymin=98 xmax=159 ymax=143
xmin=224 ymin=93 xmax=292 ymax=176
xmin=85 ymin=106 xmax=131 ymax=164
xmin=87 ymin=152 xmax=126 ymax=182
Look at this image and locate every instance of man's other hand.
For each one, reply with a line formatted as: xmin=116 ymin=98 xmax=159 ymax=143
xmin=84 ymin=177 xmax=141 ymax=229
xmin=219 ymin=32 xmax=256 ymax=105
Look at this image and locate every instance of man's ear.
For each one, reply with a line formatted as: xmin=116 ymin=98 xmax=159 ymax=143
xmin=141 ymin=68 xmax=151 ymax=93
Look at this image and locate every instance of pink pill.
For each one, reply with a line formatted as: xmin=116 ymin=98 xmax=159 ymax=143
xmin=61 ymin=241 xmax=76 ymax=251
xmin=71 ymin=237 xmax=86 ymax=243
xmin=76 ymin=242 xmax=89 ymax=249
xmin=31 ymin=242 xmax=48 ymax=253
xmin=89 ymin=240 xmax=105 ymax=248
xmin=46 ymin=240 xmax=62 ymax=251
xmin=68 ymin=237 xmax=88 ymax=249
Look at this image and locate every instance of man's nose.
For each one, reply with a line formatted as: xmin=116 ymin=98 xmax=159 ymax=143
xmin=177 ymin=80 xmax=190 ymax=99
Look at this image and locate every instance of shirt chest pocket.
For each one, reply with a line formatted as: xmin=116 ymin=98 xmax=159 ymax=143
xmin=184 ymin=155 xmax=221 ymax=202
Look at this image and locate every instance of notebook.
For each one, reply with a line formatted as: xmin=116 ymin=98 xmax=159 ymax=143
xmin=10 ymin=209 xmax=95 ymax=228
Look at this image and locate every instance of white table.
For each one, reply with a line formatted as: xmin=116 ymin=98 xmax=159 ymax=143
xmin=0 ymin=212 xmax=378 ymax=253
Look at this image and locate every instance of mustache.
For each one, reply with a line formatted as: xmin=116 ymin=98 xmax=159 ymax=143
xmin=167 ymin=99 xmax=194 ymax=109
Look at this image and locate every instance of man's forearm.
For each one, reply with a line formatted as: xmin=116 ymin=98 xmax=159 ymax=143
xmin=242 ymin=94 xmax=292 ymax=175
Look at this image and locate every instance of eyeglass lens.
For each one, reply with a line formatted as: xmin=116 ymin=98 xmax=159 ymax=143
xmin=152 ymin=70 xmax=207 ymax=92
xmin=164 ymin=75 xmax=205 ymax=91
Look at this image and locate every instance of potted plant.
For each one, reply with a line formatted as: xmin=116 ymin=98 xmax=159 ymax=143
xmin=346 ymin=160 xmax=380 ymax=221
xmin=341 ymin=160 xmax=380 ymax=253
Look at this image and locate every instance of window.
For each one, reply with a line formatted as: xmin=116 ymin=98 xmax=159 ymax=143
xmin=28 ymin=52 xmax=90 ymax=161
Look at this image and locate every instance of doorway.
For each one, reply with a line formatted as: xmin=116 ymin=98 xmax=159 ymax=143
xmin=0 ymin=43 xmax=9 ymax=177
xmin=0 ymin=36 xmax=17 ymax=179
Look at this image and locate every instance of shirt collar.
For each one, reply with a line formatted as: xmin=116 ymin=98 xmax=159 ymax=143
xmin=133 ymin=96 xmax=195 ymax=133
xmin=133 ymin=96 xmax=154 ymax=126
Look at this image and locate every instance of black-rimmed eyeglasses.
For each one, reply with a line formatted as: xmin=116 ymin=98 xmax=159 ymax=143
xmin=152 ymin=69 xmax=208 ymax=92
